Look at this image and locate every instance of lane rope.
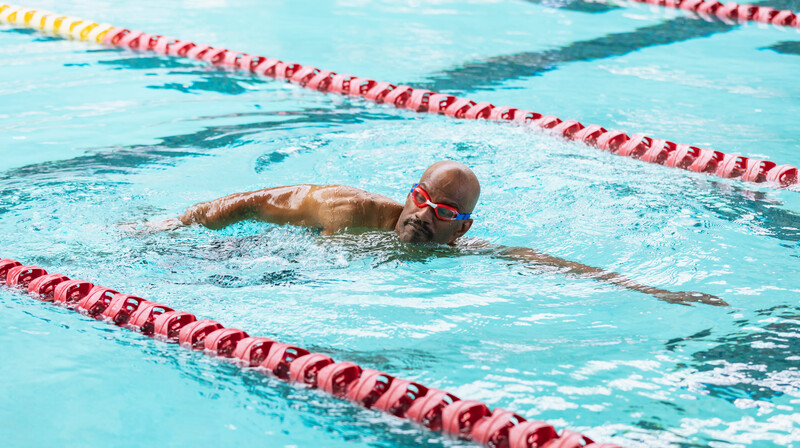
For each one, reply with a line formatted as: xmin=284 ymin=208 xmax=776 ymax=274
xmin=0 ymin=258 xmax=624 ymax=448
xmin=1 ymin=3 xmax=797 ymax=188
xmin=623 ymin=0 xmax=800 ymax=28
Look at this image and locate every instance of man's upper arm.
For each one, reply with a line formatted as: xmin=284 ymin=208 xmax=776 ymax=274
xmin=251 ymin=185 xmax=319 ymax=226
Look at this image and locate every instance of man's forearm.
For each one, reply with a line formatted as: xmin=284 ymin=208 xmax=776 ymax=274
xmin=179 ymin=191 xmax=261 ymax=230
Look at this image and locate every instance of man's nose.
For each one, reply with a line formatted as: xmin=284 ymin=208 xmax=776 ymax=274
xmin=415 ymin=204 xmax=436 ymax=223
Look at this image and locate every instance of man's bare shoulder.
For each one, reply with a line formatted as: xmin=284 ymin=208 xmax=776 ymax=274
xmin=306 ymin=185 xmax=402 ymax=232
xmin=308 ymin=185 xmax=400 ymax=206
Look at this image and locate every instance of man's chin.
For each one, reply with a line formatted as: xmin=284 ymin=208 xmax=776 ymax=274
xmin=396 ymin=229 xmax=428 ymax=244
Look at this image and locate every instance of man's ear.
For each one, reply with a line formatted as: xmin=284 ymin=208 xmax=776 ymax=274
xmin=448 ymin=219 xmax=473 ymax=244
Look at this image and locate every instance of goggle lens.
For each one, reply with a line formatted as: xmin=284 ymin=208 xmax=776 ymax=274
xmin=436 ymin=207 xmax=456 ymax=220
xmin=411 ymin=190 xmax=427 ymax=207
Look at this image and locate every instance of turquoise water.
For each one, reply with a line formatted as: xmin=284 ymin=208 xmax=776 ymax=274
xmin=2 ymin=0 xmax=800 ymax=446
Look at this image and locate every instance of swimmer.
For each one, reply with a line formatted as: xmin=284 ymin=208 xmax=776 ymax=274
xmin=149 ymin=160 xmax=726 ymax=306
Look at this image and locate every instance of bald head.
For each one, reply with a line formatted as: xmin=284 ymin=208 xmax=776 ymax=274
xmin=395 ymin=161 xmax=481 ymax=244
xmin=418 ymin=161 xmax=480 ymax=213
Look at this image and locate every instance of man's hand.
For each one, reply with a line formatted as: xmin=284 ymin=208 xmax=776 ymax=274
xmin=650 ymin=289 xmax=728 ymax=307
xmin=179 ymin=202 xmax=213 ymax=227
xmin=119 ymin=200 xmax=216 ymax=234
xmin=118 ymin=217 xmax=185 ymax=234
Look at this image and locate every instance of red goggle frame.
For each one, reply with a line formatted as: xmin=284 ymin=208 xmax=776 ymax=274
xmin=409 ymin=184 xmax=471 ymax=221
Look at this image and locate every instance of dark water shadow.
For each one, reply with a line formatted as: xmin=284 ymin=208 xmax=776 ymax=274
xmin=98 ymin=55 xmax=198 ymax=70
xmin=0 ymin=108 xmax=404 ymax=183
xmin=419 ymin=0 xmax=797 ymax=94
xmin=668 ymin=305 xmax=800 ymax=403
xmin=417 ymin=17 xmax=734 ymax=93
xmin=524 ymin=0 xmax=622 ymax=13
xmin=763 ymin=41 xmax=800 ymax=56
xmin=1 ymin=27 xmax=37 ymax=34
xmin=754 ymin=0 xmax=800 ymax=9
xmin=97 ymin=54 xmax=262 ymax=95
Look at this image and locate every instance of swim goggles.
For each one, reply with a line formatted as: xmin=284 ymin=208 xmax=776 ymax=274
xmin=409 ymin=184 xmax=471 ymax=221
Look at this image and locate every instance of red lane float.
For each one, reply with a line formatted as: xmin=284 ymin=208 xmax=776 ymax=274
xmin=53 ymin=279 xmax=95 ymax=307
xmin=407 ymin=389 xmax=460 ymax=431
xmin=178 ymin=319 xmax=223 ymax=348
xmin=154 ymin=310 xmax=197 ymax=340
xmin=0 ymin=259 xmax=22 ymax=283
xmin=0 ymin=4 xmax=795 ymax=189
xmin=317 ymin=361 xmax=364 ymax=397
xmin=204 ymin=328 xmax=249 ymax=356
xmin=628 ymin=0 xmax=799 ymax=27
xmin=6 ymin=265 xmax=47 ymax=288
xmin=346 ymin=368 xmax=394 ymax=408
xmin=471 ymin=409 xmax=525 ymax=448
xmin=232 ymin=336 xmax=275 ymax=366
xmin=1 ymin=261 xmax=625 ymax=448
xmin=101 ymin=294 xmax=145 ymax=325
xmin=127 ymin=301 xmax=174 ymax=334
xmin=509 ymin=420 xmax=559 ymax=448
xmin=28 ymin=273 xmax=70 ymax=300
xmin=374 ymin=378 xmax=428 ymax=417
xmin=288 ymin=353 xmax=334 ymax=386
xmin=76 ymin=286 xmax=118 ymax=318
xmin=262 ymin=343 xmax=310 ymax=379
xmin=442 ymin=400 xmax=491 ymax=437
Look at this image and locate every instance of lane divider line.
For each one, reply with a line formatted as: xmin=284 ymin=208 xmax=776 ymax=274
xmin=1 ymin=3 xmax=797 ymax=188
xmin=624 ymin=0 xmax=800 ymax=27
xmin=0 ymin=258 xmax=624 ymax=448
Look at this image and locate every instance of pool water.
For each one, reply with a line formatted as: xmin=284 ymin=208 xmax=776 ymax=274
xmin=2 ymin=0 xmax=800 ymax=446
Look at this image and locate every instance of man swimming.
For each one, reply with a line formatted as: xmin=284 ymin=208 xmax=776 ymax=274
xmin=150 ymin=160 xmax=725 ymax=306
